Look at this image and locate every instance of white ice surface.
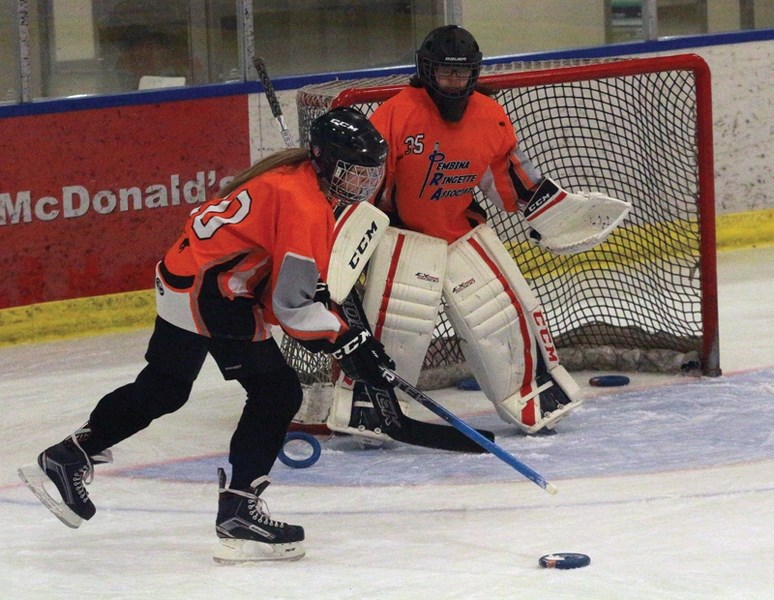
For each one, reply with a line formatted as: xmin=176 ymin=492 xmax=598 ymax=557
xmin=1 ymin=246 xmax=772 ymax=600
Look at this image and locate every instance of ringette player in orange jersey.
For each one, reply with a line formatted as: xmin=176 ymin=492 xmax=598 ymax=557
xmin=327 ymin=26 xmax=630 ymax=442
xmin=18 ymin=107 xmax=394 ymax=563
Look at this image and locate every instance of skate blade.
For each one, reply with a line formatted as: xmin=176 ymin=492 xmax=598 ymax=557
xmin=213 ymin=538 xmax=305 ymax=564
xmin=17 ymin=463 xmax=84 ymax=529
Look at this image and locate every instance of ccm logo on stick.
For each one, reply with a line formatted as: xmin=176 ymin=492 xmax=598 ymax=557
xmin=331 ymin=330 xmax=370 ymax=358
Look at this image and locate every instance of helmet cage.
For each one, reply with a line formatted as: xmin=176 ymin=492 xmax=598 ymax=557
xmin=327 ymin=159 xmax=385 ymax=205
xmin=309 ymin=107 xmax=387 ymax=204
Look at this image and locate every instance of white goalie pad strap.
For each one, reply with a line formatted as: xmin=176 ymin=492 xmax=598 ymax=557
xmin=327 ymin=384 xmax=354 ymax=432
xmin=525 ymin=177 xmax=631 ymax=255
xmin=443 ymin=225 xmax=537 ymax=404
xmin=327 ymin=202 xmax=390 ymax=303
xmin=497 ymin=365 xmax=582 ymax=433
xmin=361 ymin=227 xmax=447 ymax=386
xmin=495 ymin=384 xmax=550 ymax=433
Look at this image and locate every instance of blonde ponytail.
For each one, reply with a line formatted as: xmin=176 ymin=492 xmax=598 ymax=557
xmin=218 ymin=148 xmax=312 ymax=197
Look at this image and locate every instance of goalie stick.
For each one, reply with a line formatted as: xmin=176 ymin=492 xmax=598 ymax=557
xmin=254 ymin=55 xmax=494 ymax=453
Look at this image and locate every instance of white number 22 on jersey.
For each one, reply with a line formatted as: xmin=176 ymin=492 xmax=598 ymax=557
xmin=192 ymin=190 xmax=251 ymax=240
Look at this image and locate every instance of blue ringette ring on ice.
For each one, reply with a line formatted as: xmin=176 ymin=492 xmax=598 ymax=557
xmin=589 ymin=375 xmax=630 ymax=387
xmin=456 ymin=377 xmax=481 ymax=391
xmin=278 ymin=431 xmax=322 ymax=469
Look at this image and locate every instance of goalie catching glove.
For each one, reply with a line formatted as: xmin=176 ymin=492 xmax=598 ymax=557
xmin=330 ymin=327 xmax=395 ymax=387
xmin=525 ymin=177 xmax=631 ymax=255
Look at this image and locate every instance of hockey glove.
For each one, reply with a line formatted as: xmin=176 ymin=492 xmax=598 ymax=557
xmin=330 ymin=327 xmax=395 ymax=387
xmin=524 ymin=177 xmax=631 ymax=255
xmin=313 ymin=278 xmax=331 ymax=308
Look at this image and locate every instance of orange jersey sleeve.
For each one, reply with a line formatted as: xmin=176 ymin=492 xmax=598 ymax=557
xmin=160 ymin=162 xmax=346 ymax=342
xmin=370 ymin=86 xmax=542 ymax=243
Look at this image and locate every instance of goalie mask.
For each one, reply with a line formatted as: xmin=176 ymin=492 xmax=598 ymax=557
xmin=309 ymin=107 xmax=388 ymax=205
xmin=415 ymin=25 xmax=483 ymax=122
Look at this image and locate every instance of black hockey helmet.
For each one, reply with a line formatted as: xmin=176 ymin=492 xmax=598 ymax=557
xmin=415 ymin=25 xmax=483 ymax=99
xmin=309 ymin=107 xmax=388 ymax=204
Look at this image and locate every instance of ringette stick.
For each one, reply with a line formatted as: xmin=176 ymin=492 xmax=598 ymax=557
xmin=252 ymin=56 xmax=295 ymax=148
xmin=380 ymin=367 xmax=559 ymax=495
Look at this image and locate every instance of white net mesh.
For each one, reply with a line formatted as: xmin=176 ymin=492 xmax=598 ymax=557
xmin=286 ymin=55 xmax=719 ymax=424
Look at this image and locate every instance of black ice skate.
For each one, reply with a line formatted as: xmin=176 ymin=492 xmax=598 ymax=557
xmin=214 ymin=468 xmax=305 ymax=563
xmin=18 ymin=436 xmax=99 ymax=529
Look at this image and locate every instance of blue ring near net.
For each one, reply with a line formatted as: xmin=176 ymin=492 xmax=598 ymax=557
xmin=278 ymin=431 xmax=322 ymax=469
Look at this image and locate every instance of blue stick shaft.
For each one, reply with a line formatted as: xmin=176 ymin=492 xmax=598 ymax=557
xmin=381 ymin=368 xmax=558 ymax=494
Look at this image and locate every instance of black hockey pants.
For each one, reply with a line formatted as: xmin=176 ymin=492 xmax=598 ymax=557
xmin=80 ymin=317 xmax=303 ymax=488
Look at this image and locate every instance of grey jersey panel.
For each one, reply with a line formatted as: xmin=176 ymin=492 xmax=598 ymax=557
xmin=273 ymin=252 xmax=342 ymax=338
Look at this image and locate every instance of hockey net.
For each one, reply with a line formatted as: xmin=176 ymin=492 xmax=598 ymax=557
xmin=285 ymin=54 xmax=719 ymax=425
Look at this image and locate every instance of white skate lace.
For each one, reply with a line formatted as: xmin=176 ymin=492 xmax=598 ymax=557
xmin=219 ymin=479 xmax=285 ymax=529
xmin=69 ymin=434 xmax=95 ymax=491
xmin=247 ymin=496 xmax=284 ymax=529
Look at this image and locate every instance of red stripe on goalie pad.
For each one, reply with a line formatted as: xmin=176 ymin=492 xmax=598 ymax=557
xmin=466 ymin=236 xmax=535 ymax=419
xmin=374 ymin=232 xmax=406 ymax=341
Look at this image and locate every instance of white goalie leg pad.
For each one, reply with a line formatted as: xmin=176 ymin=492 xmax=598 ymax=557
xmin=443 ymin=225 xmax=535 ymax=408
xmin=444 ymin=225 xmax=581 ymax=433
xmin=362 ymin=227 xmax=447 ymax=385
xmin=328 ymin=227 xmax=447 ymax=436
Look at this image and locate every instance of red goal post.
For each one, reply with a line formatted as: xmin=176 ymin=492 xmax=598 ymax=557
xmin=285 ymin=53 xmax=720 ymax=422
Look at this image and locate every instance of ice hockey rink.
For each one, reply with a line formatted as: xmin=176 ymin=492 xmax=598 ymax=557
xmin=1 ymin=245 xmax=772 ymax=600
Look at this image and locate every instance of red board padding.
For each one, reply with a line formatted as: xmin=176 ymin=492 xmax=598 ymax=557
xmin=0 ymin=95 xmax=250 ymax=309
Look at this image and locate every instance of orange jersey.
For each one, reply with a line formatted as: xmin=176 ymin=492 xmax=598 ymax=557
xmin=159 ymin=161 xmax=346 ymax=343
xmin=370 ymin=86 xmax=542 ymax=243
